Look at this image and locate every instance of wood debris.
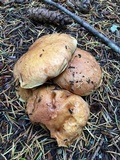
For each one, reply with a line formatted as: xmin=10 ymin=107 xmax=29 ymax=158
xmin=66 ymin=0 xmax=94 ymax=13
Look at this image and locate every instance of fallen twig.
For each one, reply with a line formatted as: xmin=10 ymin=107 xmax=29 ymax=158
xmin=43 ymin=0 xmax=120 ymax=56
xmin=90 ymin=138 xmax=104 ymax=160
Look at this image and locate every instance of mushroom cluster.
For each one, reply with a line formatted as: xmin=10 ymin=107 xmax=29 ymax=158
xmin=13 ymin=33 xmax=102 ymax=147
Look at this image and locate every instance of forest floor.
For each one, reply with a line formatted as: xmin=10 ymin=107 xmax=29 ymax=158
xmin=0 ymin=0 xmax=120 ymax=160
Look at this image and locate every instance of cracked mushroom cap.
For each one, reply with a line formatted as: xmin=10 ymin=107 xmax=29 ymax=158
xmin=13 ymin=33 xmax=77 ymax=89
xmin=26 ymin=85 xmax=90 ymax=147
xmin=54 ymin=48 xmax=102 ymax=96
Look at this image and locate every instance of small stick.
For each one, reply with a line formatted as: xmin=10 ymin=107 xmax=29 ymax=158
xmin=91 ymin=138 xmax=104 ymax=160
xmin=43 ymin=0 xmax=120 ymax=55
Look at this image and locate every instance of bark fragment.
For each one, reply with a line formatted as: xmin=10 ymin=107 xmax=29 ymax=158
xmin=66 ymin=0 xmax=94 ymax=13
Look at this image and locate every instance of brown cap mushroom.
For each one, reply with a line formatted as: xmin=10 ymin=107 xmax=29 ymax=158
xmin=26 ymin=85 xmax=90 ymax=147
xmin=13 ymin=33 xmax=77 ymax=89
xmin=15 ymin=86 xmax=33 ymax=102
xmin=54 ymin=48 xmax=102 ymax=96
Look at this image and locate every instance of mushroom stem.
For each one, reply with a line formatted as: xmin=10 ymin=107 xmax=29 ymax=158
xmin=43 ymin=0 xmax=120 ymax=56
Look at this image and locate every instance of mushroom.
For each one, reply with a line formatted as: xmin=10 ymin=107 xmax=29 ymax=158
xmin=26 ymin=85 xmax=90 ymax=147
xmin=54 ymin=48 xmax=102 ymax=96
xmin=13 ymin=33 xmax=77 ymax=89
xmin=15 ymin=86 xmax=34 ymax=102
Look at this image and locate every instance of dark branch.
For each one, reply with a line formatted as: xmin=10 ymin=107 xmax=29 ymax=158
xmin=43 ymin=0 xmax=120 ymax=56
